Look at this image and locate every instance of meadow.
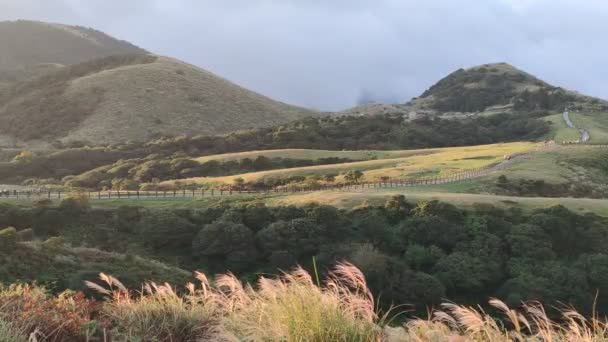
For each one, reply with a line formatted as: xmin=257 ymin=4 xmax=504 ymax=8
xmin=167 ymin=142 xmax=539 ymax=187
xmin=543 ymin=113 xmax=581 ymax=142
xmin=569 ymin=112 xmax=608 ymax=144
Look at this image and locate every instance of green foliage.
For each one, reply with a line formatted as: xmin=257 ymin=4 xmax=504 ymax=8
xmin=1 ymin=199 xmax=608 ymax=315
xmin=59 ymin=191 xmax=90 ymax=214
xmin=0 ymin=112 xmax=551 ymax=186
xmin=193 ymin=221 xmax=256 ymax=272
xmin=137 ymin=211 xmax=197 ymax=251
xmin=344 ymin=169 xmax=364 ymax=183
xmin=0 ymin=227 xmax=17 ymax=251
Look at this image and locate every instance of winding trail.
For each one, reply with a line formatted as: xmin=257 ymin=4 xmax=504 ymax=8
xmin=563 ymin=110 xmax=590 ymax=143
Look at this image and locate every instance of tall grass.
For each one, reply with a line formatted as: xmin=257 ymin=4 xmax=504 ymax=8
xmin=1 ymin=264 xmax=608 ymax=340
xmin=0 ymin=318 xmax=27 ymax=342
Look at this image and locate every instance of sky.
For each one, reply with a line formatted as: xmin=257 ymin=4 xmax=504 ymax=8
xmin=1 ymin=0 xmax=607 ymax=111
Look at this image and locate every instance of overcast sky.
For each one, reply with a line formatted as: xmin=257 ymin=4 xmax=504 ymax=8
xmin=2 ymin=0 xmax=607 ymax=111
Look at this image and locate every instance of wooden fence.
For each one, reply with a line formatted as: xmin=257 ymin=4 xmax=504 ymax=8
xmin=0 ymin=164 xmax=503 ymax=201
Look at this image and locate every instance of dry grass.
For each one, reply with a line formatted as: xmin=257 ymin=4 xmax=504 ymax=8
xmin=61 ymin=56 xmax=317 ymax=144
xmin=88 ymin=263 xmax=384 ymax=341
xmin=168 ymin=142 xmax=539 ymax=187
xmin=0 ymin=54 xmax=158 ymax=141
xmin=0 ymin=264 xmax=607 ymax=340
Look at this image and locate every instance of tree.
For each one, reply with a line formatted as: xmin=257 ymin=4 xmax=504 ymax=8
xmin=384 ymin=195 xmax=413 ymax=222
xmin=506 ymin=224 xmax=555 ymax=260
xmin=193 ymin=221 xmax=256 ymax=272
xmin=496 ymin=174 xmax=509 ymax=187
xmin=256 ymin=218 xmax=324 ymax=259
xmin=233 ymin=177 xmax=245 ymax=189
xmin=323 ymin=174 xmax=337 ymax=183
xmin=241 ymin=203 xmax=272 ymax=231
xmin=344 ymin=170 xmax=364 ymax=183
xmin=59 ymin=191 xmax=90 ymax=214
xmin=138 ymin=211 xmax=197 ymax=251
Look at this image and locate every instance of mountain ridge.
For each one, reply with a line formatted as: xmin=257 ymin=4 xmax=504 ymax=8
xmin=0 ymin=20 xmax=147 ymax=85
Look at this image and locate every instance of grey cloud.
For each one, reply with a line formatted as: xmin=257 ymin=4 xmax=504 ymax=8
xmin=1 ymin=0 xmax=606 ymax=111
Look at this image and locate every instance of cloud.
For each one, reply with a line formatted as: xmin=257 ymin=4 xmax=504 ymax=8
xmin=1 ymin=0 xmax=607 ymax=110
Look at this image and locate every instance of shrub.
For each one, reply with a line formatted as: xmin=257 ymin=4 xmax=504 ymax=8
xmin=0 ymin=284 xmax=96 ymax=341
xmin=344 ymin=170 xmax=364 ymax=183
xmin=0 ymin=227 xmax=17 ymax=250
xmin=59 ymin=190 xmax=90 ymax=212
xmin=15 ymin=228 xmax=34 ymax=242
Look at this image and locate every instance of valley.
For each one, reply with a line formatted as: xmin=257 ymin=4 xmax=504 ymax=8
xmin=2 ymin=17 xmax=608 ymax=341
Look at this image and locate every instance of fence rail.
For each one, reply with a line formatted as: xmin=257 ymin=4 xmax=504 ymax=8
xmin=0 ymin=164 xmax=505 ymax=201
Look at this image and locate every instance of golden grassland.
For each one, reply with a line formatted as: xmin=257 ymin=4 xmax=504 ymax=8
xmin=62 ymin=57 xmax=317 ymax=144
xmin=4 ymin=264 xmax=608 ymax=341
xmin=169 ymin=142 xmax=539 ymax=187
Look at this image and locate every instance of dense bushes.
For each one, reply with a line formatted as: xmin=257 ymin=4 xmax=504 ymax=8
xmin=145 ymin=112 xmax=550 ymax=154
xmin=66 ymin=155 xmax=360 ymax=190
xmin=1 ymin=199 xmax=608 ymax=315
xmin=494 ymin=175 xmax=608 ymax=198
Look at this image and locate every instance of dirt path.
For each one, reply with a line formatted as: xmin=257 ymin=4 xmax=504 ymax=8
xmin=563 ymin=110 xmax=590 ymax=143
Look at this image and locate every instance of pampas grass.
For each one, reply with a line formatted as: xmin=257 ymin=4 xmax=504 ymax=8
xmin=1 ymin=264 xmax=608 ymax=341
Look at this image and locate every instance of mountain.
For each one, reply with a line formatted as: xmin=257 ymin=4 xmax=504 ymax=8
xmin=340 ymin=63 xmax=608 ymax=117
xmin=0 ymin=20 xmax=147 ymax=86
xmin=0 ymin=54 xmax=318 ymax=145
xmin=0 ymin=20 xmax=318 ymax=145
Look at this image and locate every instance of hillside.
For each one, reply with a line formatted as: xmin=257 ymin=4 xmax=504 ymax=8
xmin=0 ymin=54 xmax=318 ymax=144
xmin=339 ymin=63 xmax=608 ymax=116
xmin=0 ymin=20 xmax=147 ymax=86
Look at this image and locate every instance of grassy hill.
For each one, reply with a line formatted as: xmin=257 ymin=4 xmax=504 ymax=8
xmin=339 ymin=63 xmax=608 ymax=116
xmin=0 ymin=54 xmax=318 ymax=144
xmin=0 ymin=20 xmax=147 ymax=85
